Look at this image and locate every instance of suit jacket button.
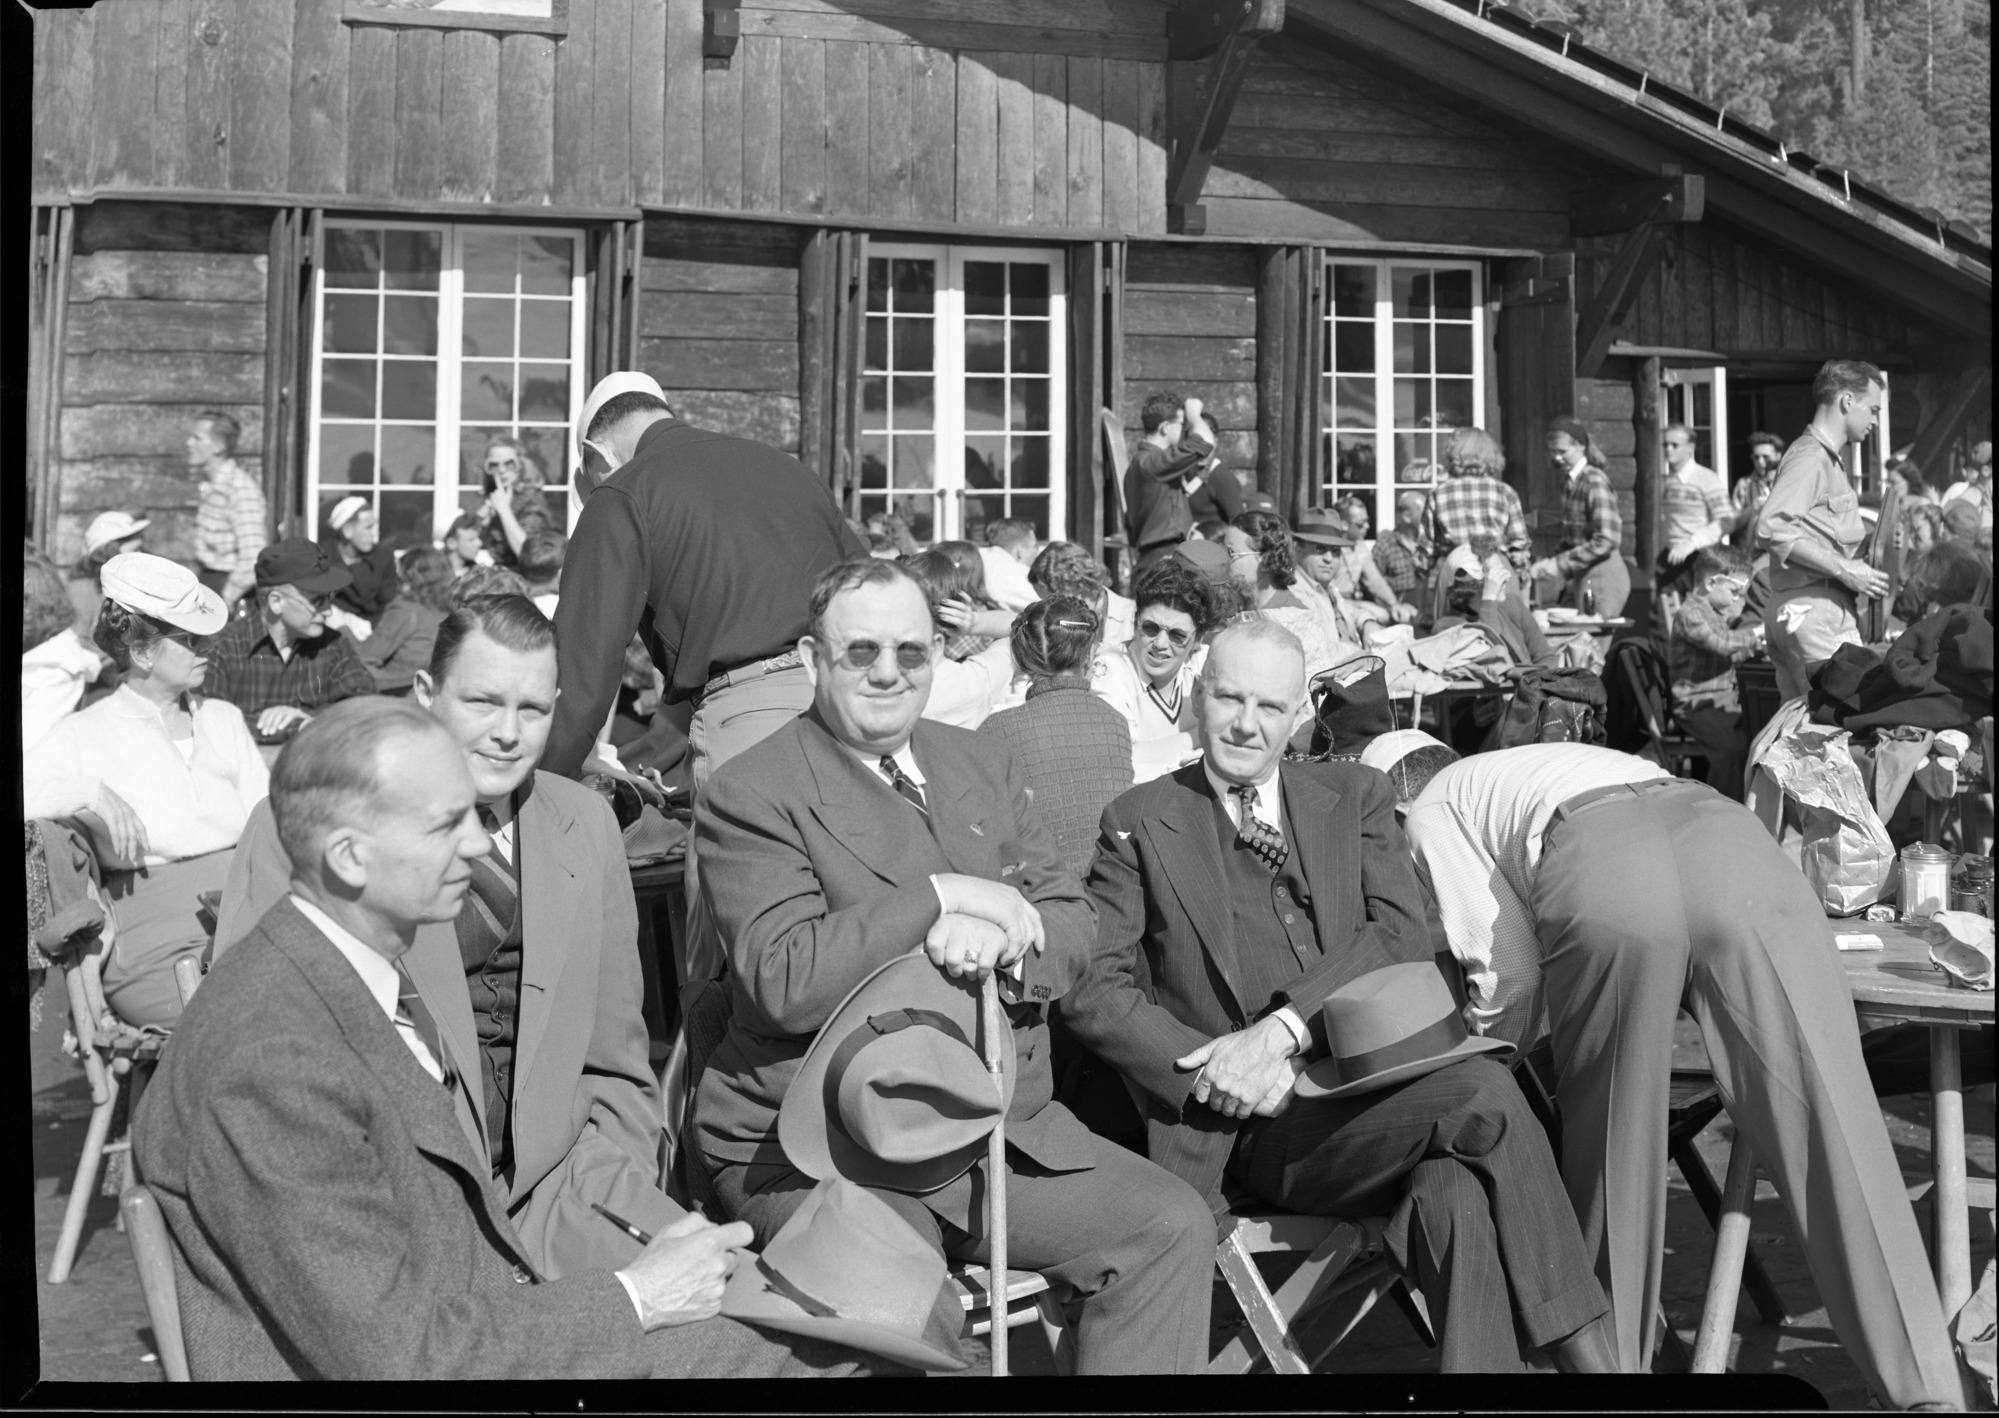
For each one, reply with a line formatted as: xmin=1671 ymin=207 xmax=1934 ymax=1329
xmin=511 ymin=1264 xmax=532 ymax=1284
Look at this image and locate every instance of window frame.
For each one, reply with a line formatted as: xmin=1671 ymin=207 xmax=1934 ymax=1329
xmin=1662 ymin=364 xmax=1731 ymax=483
xmin=1318 ymin=254 xmax=1486 ymax=535
xmin=861 ymin=240 xmax=1069 ymax=544
xmin=306 ymin=217 xmax=588 ymax=545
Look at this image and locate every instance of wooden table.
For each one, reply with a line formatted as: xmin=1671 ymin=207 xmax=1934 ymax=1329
xmin=1842 ymin=919 xmax=1996 ymax=1319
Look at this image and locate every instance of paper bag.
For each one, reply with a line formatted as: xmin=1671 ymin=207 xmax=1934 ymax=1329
xmin=1756 ymin=722 xmax=1897 ymax=913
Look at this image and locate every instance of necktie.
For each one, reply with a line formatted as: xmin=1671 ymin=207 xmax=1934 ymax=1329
xmin=467 ymin=804 xmax=520 ymax=936
xmin=879 ymin=755 xmax=929 ymax=817
xmin=393 ymin=960 xmax=457 ymax=1091
xmin=1232 ymin=784 xmax=1289 ymax=873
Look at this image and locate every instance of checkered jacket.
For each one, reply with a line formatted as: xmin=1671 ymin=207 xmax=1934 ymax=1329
xmin=203 ymin=616 xmax=378 ymax=740
xmin=1371 ymin=534 xmax=1432 ymax=601
xmin=1557 ymin=464 xmax=1621 ymax=574
xmin=1420 ymin=476 xmax=1531 ymax=569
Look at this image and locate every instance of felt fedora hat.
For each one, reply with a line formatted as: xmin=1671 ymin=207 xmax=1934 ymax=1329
xmin=721 ymin=1176 xmax=970 ymax=1371
xmin=1294 ymin=961 xmax=1512 ymax=1100
xmin=1293 ymin=507 xmax=1359 ymax=548
xmin=778 ymin=951 xmax=1015 ymax=1195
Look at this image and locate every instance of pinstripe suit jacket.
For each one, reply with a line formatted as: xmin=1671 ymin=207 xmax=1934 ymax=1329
xmin=1065 ymin=759 xmax=1432 ymax=1210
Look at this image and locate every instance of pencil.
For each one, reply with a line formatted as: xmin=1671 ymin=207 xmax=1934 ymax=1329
xmin=590 ymin=1202 xmax=654 ymax=1246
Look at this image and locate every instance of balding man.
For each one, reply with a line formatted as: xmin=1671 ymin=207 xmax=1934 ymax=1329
xmin=133 ymin=698 xmax=894 ymax=1380
xmin=1064 ymin=621 xmax=1617 ymax=1374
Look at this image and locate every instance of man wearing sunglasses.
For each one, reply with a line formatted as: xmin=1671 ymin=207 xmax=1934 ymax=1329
xmin=691 ymin=558 xmax=1218 ymax=1374
xmin=203 ymin=538 xmax=377 ymax=745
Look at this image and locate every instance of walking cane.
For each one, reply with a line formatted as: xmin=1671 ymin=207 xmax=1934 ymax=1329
xmin=980 ymin=970 xmax=1009 ymax=1376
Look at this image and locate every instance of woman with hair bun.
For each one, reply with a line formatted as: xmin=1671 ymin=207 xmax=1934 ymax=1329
xmin=22 ymin=553 xmax=267 ymax=1026
xmin=979 ymin=597 xmax=1133 ymax=878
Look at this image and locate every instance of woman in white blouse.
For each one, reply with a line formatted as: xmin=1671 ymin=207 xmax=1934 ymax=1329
xmin=23 ymin=554 xmax=268 ymax=1026
xmin=1092 ymin=556 xmax=1223 ymax=782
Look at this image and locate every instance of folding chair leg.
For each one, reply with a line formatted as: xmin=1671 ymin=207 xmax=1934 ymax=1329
xmin=1213 ymin=1231 xmax=1315 ymax=1375
xmin=1691 ymin=1136 xmax=1758 ymax=1373
xmin=1654 ymin=1303 xmax=1694 ymax=1372
xmin=1671 ymin=1131 xmax=1789 ymax=1326
xmin=49 ymin=1071 xmax=120 ymax=1283
xmin=1389 ymin=1277 xmax=1435 ymax=1348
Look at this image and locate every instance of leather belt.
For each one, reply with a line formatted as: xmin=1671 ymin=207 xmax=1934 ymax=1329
xmin=1546 ymin=776 xmax=1709 ymax=834
xmin=700 ymin=647 xmax=803 ymax=703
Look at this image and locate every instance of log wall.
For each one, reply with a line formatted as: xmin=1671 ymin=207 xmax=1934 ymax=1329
xmin=51 ymin=201 xmax=270 ymax=567
xmin=1120 ymin=243 xmax=1259 ymax=481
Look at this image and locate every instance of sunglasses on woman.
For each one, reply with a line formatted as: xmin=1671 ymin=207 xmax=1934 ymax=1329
xmin=1138 ymin=619 xmax=1193 ymax=648
xmin=825 ymin=639 xmax=934 ymax=671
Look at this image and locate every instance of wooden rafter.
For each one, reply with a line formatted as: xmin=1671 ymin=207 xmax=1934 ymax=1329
xmin=1572 ymin=174 xmax=1703 ymax=378
xmin=1166 ymin=0 xmax=1286 ymax=235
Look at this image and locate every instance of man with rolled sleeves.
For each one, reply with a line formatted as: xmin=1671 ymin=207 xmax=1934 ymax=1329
xmin=1755 ymin=360 xmax=1890 ymax=700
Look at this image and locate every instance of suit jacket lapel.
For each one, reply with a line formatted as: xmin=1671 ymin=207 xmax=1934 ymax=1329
xmin=910 ymin=726 xmax=993 ymax=877
xmin=1148 ymin=770 xmax=1245 ymax=1016
xmin=513 ymin=774 xmax=574 ymax=1095
xmin=799 ymin=712 xmax=951 ymax=888
xmin=266 ymin=899 xmax=524 ymax=1263
xmin=403 ymin=919 xmax=488 ymax=1167
xmin=1279 ymin=769 xmax=1346 ymax=939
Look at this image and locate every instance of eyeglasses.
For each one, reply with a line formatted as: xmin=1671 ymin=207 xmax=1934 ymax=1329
xmin=826 ymin=639 xmax=934 ymax=671
xmin=284 ymin=588 xmax=334 ymax=613
xmin=159 ymin=629 xmax=210 ymax=652
xmin=1137 ymin=619 xmax=1194 ymax=648
xmin=485 ymin=457 xmax=520 ymax=472
xmin=1708 ymin=575 xmax=1749 ymax=592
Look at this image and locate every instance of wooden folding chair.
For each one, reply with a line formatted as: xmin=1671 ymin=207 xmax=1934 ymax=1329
xmin=120 ymin=1183 xmax=189 ymax=1382
xmin=1610 ymin=638 xmax=1704 ymax=778
xmin=1208 ymin=1206 xmax=1430 ymax=1374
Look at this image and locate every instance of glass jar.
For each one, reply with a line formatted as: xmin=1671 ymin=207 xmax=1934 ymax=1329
xmin=1899 ymin=843 xmax=1955 ymax=921
xmin=1950 ymin=855 xmax=1993 ymax=917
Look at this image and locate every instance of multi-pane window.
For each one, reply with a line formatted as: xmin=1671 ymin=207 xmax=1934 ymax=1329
xmin=310 ymin=221 xmax=584 ymax=547
xmin=1322 ymin=259 xmax=1483 ymax=533
xmin=1663 ymin=366 xmax=1729 ymax=480
xmin=859 ymin=244 xmax=1066 ymax=544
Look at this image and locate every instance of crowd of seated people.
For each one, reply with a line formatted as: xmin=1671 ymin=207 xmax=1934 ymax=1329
xmin=21 ymin=372 xmax=1988 ymax=1399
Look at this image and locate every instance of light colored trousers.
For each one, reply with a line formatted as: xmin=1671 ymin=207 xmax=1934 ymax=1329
xmin=1763 ymin=579 xmax=1861 ymax=700
xmin=1531 ymin=780 xmax=1962 ymax=1405
xmin=679 ymin=665 xmax=814 ymax=989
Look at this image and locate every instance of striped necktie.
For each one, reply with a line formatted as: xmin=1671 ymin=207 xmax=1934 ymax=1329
xmin=393 ymin=960 xmax=457 ymax=1090
xmin=1232 ymin=784 xmax=1289 ymax=873
xmin=467 ymin=804 xmax=520 ymax=938
xmin=879 ymin=755 xmax=929 ymax=817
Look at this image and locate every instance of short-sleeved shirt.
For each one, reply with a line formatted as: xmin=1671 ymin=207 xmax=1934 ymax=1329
xmin=1754 ymin=430 xmax=1867 ymax=592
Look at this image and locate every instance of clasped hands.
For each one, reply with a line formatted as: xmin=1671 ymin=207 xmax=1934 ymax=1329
xmin=1175 ymin=1015 xmax=1307 ymax=1120
xmin=924 ymin=873 xmax=1044 ymax=983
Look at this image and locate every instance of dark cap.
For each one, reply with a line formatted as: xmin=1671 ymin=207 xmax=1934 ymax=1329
xmin=1242 ymin=490 xmax=1279 ymax=514
xmin=255 ymin=537 xmax=354 ymax=595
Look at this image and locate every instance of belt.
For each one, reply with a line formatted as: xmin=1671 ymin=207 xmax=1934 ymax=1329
xmin=1138 ymin=534 xmax=1188 ymax=553
xmin=1546 ymin=776 xmax=1710 ymax=834
xmin=700 ymin=647 xmax=803 ymax=702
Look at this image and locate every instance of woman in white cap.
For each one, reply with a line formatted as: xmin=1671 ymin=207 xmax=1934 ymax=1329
xmin=67 ymin=510 xmax=151 ymax=638
xmin=22 ymin=553 xmax=268 ymax=1027
xmin=319 ymin=495 xmax=400 ymax=629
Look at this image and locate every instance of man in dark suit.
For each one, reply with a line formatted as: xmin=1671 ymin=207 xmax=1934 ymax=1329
xmin=212 ymin=596 xmax=676 ymax=1280
xmin=132 ymin=697 xmax=895 ymax=1380
xmin=1064 ymin=619 xmax=1618 ymax=1373
xmin=692 ymin=558 xmax=1216 ymax=1373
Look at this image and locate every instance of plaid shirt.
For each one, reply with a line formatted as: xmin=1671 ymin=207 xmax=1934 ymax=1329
xmin=1730 ymin=471 xmax=1778 ymax=549
xmin=1371 ymin=532 xmax=1431 ymax=601
xmin=1420 ymin=476 xmax=1531 ymax=569
xmin=1666 ymin=596 xmax=1762 ymax=710
xmin=203 ymin=614 xmax=377 ymax=741
xmin=195 ymin=459 xmax=270 ymax=602
xmin=1557 ymin=464 xmax=1621 ymax=574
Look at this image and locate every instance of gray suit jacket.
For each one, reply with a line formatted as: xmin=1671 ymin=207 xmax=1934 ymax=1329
xmin=692 ymin=708 xmax=1100 ymax=1227
xmin=213 ymin=770 xmax=680 ymax=1278
xmin=132 ymin=897 xmax=658 ymax=1380
xmin=1065 ymin=760 xmax=1432 ymax=1211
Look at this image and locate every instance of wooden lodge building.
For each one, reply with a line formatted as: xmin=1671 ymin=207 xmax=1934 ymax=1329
xmin=27 ymin=0 xmax=1994 ymax=602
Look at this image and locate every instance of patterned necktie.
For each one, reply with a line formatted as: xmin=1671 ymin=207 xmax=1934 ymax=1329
xmin=879 ymin=755 xmax=929 ymax=817
xmin=393 ymin=960 xmax=457 ymax=1091
xmin=1232 ymin=784 xmax=1289 ymax=873
xmin=467 ymin=804 xmax=520 ymax=936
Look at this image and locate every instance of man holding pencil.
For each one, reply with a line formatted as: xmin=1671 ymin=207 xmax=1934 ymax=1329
xmin=133 ymin=699 xmax=898 ymax=1380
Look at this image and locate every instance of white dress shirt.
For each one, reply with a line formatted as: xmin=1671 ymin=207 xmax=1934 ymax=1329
xmin=289 ymin=894 xmax=447 ymax=1083
xmin=1401 ymin=744 xmax=1667 ymax=1039
xmin=1205 ymin=762 xmax=1312 ymax=1054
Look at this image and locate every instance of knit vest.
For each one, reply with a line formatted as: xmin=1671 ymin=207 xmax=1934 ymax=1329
xmin=1209 ymin=789 xmax=1324 ymax=1021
